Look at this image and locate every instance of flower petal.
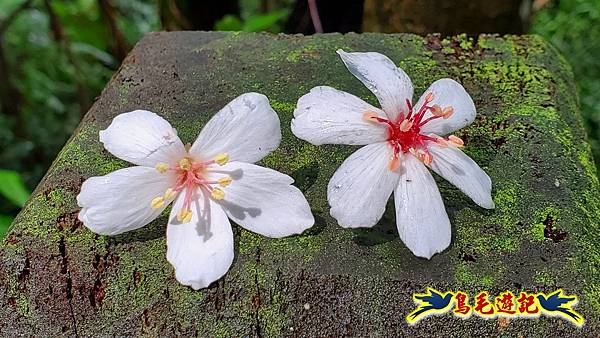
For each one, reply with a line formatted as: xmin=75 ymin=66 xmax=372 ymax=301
xmin=394 ymin=154 xmax=451 ymax=259
xmin=189 ymin=93 xmax=281 ymax=164
xmin=328 ymin=142 xmax=400 ymax=228
xmin=291 ymin=86 xmax=388 ymax=145
xmin=210 ymin=162 xmax=314 ymax=238
xmin=99 ymin=110 xmax=186 ymax=167
xmin=77 ymin=166 xmax=174 ymax=235
xmin=337 ymin=49 xmax=413 ymax=121
xmin=428 ymin=145 xmax=494 ymax=209
xmin=166 ymin=189 xmax=234 ymax=290
xmin=416 ymin=79 xmax=476 ymax=135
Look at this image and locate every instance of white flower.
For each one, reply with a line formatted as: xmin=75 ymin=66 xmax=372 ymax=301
xmin=78 ymin=93 xmax=314 ymax=289
xmin=291 ymin=50 xmax=494 ymax=259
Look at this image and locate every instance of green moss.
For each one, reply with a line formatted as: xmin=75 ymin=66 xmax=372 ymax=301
xmin=264 ymin=231 xmax=325 ymax=263
xmin=454 ymin=261 xmax=497 ymax=287
xmin=258 ymin=289 xmax=291 ymax=336
xmin=534 ymin=269 xmax=556 ymax=285
xmin=269 ymin=100 xmax=296 ymax=113
xmin=10 ymin=188 xmax=77 ymax=241
xmin=99 ymin=239 xmax=173 ymax=324
xmin=17 ymin=295 xmax=30 ymax=318
xmin=530 ymin=206 xmax=562 ymax=242
xmin=52 ymin=123 xmax=126 ymax=177
xmin=286 ymin=45 xmax=319 ymax=63
xmin=579 ymin=148 xmax=599 ymax=184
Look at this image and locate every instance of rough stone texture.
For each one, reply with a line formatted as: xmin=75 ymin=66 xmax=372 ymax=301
xmin=1 ymin=32 xmax=599 ymax=337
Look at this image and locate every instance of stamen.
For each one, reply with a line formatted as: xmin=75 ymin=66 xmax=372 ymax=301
xmin=215 ymin=153 xmax=229 ymax=166
xmin=211 ymin=188 xmax=225 ymax=200
xmin=362 ymin=111 xmax=379 ymax=122
xmin=430 ymin=104 xmax=444 ymax=117
xmin=218 ymin=176 xmax=232 ymax=187
xmin=179 ymin=158 xmax=192 ymax=170
xmin=424 ymin=92 xmax=434 ymax=102
xmin=422 ymin=152 xmax=433 ymax=165
xmin=177 ymin=209 xmax=193 ymax=223
xmin=151 ymin=196 xmax=165 ymax=209
xmin=435 ymin=138 xmax=449 ymax=148
xmin=389 ymin=155 xmax=400 ymax=171
xmin=442 ymin=106 xmax=454 ymax=119
xmin=163 ymin=188 xmax=176 ymax=200
xmin=399 ymin=119 xmax=413 ymax=132
xmin=448 ymin=135 xmax=465 ymax=147
xmin=155 ymin=162 xmax=169 ymax=173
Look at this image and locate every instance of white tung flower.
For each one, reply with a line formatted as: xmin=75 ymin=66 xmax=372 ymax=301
xmin=291 ymin=50 xmax=494 ymax=259
xmin=78 ymin=93 xmax=314 ymax=289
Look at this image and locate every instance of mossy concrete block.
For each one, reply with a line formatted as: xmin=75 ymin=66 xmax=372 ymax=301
xmin=1 ymin=32 xmax=599 ymax=337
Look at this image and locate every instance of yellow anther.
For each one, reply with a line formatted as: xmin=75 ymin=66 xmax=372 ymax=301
xmin=442 ymin=106 xmax=454 ymax=119
xmin=151 ymin=196 xmax=165 ymax=209
xmin=408 ymin=147 xmax=417 ymax=156
xmin=218 ymin=176 xmax=232 ymax=187
xmin=177 ymin=209 xmax=193 ymax=223
xmin=448 ymin=135 xmax=465 ymax=147
xmin=155 ymin=162 xmax=169 ymax=173
xmin=430 ymin=104 xmax=443 ymax=116
xmin=362 ymin=111 xmax=379 ymax=122
xmin=435 ymin=138 xmax=449 ymax=148
xmin=399 ymin=119 xmax=413 ymax=132
xmin=163 ymin=188 xmax=176 ymax=200
xmin=211 ymin=188 xmax=225 ymax=200
xmin=179 ymin=158 xmax=192 ymax=170
xmin=215 ymin=153 xmax=229 ymax=166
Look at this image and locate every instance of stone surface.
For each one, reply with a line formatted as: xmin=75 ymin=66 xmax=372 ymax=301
xmin=1 ymin=31 xmax=599 ymax=337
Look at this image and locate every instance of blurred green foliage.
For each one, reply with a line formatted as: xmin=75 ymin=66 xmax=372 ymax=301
xmin=0 ymin=169 xmax=30 ymax=237
xmin=0 ymin=0 xmax=159 ymax=235
xmin=531 ymin=0 xmax=600 ymax=168
xmin=215 ymin=0 xmax=292 ymax=32
xmin=215 ymin=9 xmax=288 ymax=32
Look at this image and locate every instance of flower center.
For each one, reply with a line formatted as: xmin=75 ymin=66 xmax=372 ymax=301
xmin=363 ymin=92 xmax=464 ymax=171
xmin=150 ymin=152 xmax=231 ymax=223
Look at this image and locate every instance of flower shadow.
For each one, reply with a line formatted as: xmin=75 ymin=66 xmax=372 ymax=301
xmin=351 ymin=200 xmax=397 ymax=247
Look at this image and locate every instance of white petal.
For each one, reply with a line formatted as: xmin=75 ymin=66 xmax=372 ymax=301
xmin=291 ymin=86 xmax=388 ymax=145
xmin=394 ymin=155 xmax=451 ymax=259
xmin=166 ymin=189 xmax=234 ymax=290
xmin=416 ymin=79 xmax=476 ymax=135
xmin=99 ymin=110 xmax=186 ymax=167
xmin=337 ymin=49 xmax=413 ymax=121
xmin=428 ymin=145 xmax=494 ymax=209
xmin=189 ymin=93 xmax=281 ymax=164
xmin=328 ymin=142 xmax=400 ymax=228
xmin=77 ymin=167 xmax=174 ymax=235
xmin=209 ymin=162 xmax=313 ymax=238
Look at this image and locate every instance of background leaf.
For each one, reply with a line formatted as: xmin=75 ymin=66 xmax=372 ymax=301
xmin=0 ymin=215 xmax=13 ymax=239
xmin=0 ymin=170 xmax=31 ymax=207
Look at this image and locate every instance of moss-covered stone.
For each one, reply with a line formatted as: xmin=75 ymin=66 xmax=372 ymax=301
xmin=1 ymin=32 xmax=598 ymax=337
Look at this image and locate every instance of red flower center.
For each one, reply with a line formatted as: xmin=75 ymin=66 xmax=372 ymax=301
xmin=363 ymin=92 xmax=464 ymax=171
